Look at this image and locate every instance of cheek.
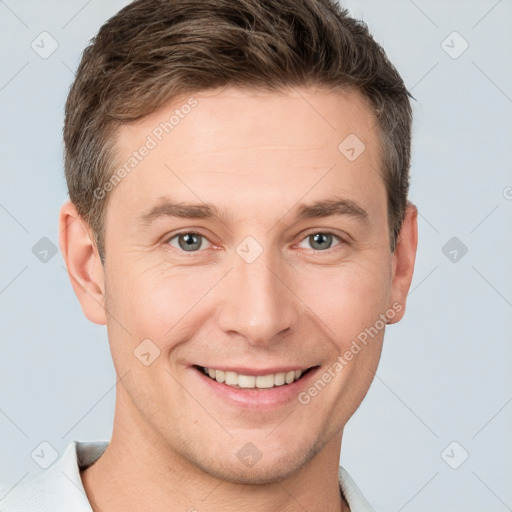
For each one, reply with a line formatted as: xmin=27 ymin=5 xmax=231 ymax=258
xmin=106 ymin=248 xmax=392 ymax=359
xmin=106 ymin=262 xmax=224 ymax=344
xmin=295 ymin=260 xmax=392 ymax=345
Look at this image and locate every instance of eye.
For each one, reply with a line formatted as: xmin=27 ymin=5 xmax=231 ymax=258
xmin=166 ymin=232 xmax=212 ymax=252
xmin=165 ymin=230 xmax=345 ymax=254
xmin=298 ymin=231 xmax=344 ymax=251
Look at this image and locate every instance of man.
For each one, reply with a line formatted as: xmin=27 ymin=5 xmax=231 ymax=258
xmin=0 ymin=0 xmax=417 ymax=510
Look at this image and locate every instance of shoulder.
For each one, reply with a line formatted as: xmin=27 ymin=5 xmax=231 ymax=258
xmin=338 ymin=466 xmax=377 ymax=512
xmin=0 ymin=440 xmax=108 ymax=512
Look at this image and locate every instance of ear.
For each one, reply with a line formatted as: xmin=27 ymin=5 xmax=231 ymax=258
xmin=59 ymin=201 xmax=107 ymax=325
xmin=387 ymin=202 xmax=418 ymax=324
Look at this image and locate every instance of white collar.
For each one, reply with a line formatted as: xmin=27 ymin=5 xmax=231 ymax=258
xmin=0 ymin=441 xmax=375 ymax=511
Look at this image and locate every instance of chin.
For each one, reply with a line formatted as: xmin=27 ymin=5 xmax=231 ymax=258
xmin=181 ymin=436 xmax=323 ymax=485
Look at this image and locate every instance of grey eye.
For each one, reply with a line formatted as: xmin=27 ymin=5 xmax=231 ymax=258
xmin=308 ymin=233 xmax=334 ymax=251
xmin=168 ymin=232 xmax=206 ymax=252
xmin=298 ymin=232 xmax=342 ymax=251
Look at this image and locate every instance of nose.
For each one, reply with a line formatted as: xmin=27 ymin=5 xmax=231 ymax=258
xmin=216 ymin=249 xmax=298 ymax=347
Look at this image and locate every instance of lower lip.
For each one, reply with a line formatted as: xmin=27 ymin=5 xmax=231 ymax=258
xmin=192 ymin=366 xmax=320 ymax=409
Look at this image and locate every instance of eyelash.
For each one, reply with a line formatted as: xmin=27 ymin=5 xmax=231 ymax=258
xmin=164 ymin=229 xmax=346 ymax=254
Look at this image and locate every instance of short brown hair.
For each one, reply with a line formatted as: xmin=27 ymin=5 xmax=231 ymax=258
xmin=64 ymin=0 xmax=413 ymax=258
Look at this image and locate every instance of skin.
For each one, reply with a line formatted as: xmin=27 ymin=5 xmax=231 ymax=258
xmin=59 ymin=86 xmax=418 ymax=512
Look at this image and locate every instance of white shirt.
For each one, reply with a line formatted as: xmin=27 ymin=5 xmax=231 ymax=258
xmin=0 ymin=441 xmax=376 ymax=511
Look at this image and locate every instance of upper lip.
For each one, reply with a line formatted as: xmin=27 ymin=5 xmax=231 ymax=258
xmin=194 ymin=364 xmax=316 ymax=376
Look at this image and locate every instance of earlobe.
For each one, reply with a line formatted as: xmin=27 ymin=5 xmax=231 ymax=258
xmin=387 ymin=202 xmax=418 ymax=324
xmin=59 ymin=201 xmax=107 ymax=325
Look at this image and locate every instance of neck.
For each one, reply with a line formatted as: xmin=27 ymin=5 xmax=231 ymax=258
xmin=80 ymin=386 xmax=350 ymax=512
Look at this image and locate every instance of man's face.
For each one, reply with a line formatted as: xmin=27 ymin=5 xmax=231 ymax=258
xmin=100 ymin=86 xmax=405 ymax=483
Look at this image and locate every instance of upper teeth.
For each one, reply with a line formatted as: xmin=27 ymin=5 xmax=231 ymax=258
xmin=202 ymin=367 xmax=304 ymax=389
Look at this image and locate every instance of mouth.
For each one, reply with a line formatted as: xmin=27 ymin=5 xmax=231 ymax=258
xmin=193 ymin=365 xmax=317 ymax=390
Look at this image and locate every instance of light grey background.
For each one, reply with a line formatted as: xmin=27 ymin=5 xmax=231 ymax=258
xmin=1 ymin=1 xmax=511 ymax=511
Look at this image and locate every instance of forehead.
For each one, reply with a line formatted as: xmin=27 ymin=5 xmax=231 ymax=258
xmin=118 ymin=85 xmax=376 ymax=151
xmin=108 ymin=86 xmax=385 ymax=226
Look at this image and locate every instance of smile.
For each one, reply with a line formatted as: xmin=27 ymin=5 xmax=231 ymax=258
xmin=197 ymin=365 xmax=313 ymax=389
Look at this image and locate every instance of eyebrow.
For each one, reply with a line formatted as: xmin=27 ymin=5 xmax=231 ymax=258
xmin=139 ymin=197 xmax=369 ymax=225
